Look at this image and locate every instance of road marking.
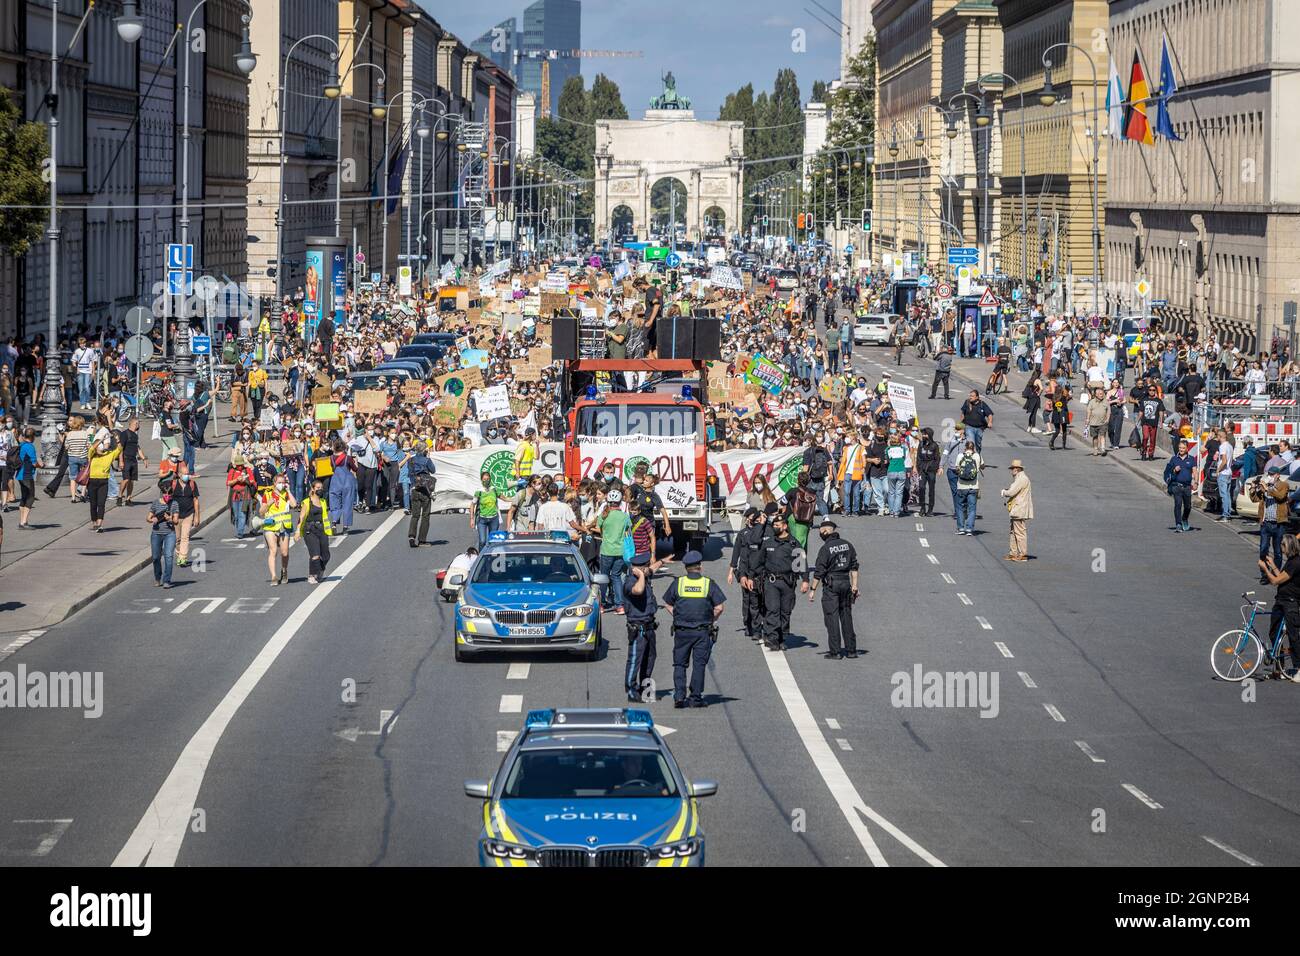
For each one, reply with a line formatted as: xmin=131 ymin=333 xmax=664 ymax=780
xmin=994 ymin=641 xmax=1014 ymax=658
xmin=956 ymin=592 xmax=973 ymax=605
xmin=111 ymin=510 xmax=405 ymax=869
xmin=826 ymin=718 xmax=841 ymax=730
xmin=335 ymin=709 xmax=399 ymax=743
xmin=941 ymin=573 xmax=955 ymax=585
xmin=1 ymin=819 xmax=73 ymax=858
xmin=927 ymin=554 xmax=940 ymax=565
xmin=0 ymin=631 xmax=45 ymax=664
xmin=1018 ymin=671 xmax=1037 ymax=688
xmin=506 ymin=663 xmax=530 ymax=680
xmin=1201 ymin=836 xmax=1262 ymax=866
xmin=915 ymin=522 xmax=924 ymax=532
xmin=975 ymin=616 xmax=993 ymax=630
xmin=1074 ymin=740 xmax=1105 ymax=762
xmin=835 ymin=738 xmax=853 ymax=752
xmin=1122 ymin=783 xmax=1163 ymax=809
xmin=496 ymin=731 xmax=515 ymax=752
xmin=1043 ymin=704 xmax=1066 ymax=722
xmin=499 ymin=694 xmax=523 ymax=714
xmin=758 ymin=632 xmax=944 ymax=867
xmin=918 ymin=537 xmax=929 ymax=548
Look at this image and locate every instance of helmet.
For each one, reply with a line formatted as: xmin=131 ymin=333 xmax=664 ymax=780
xmin=607 ymin=490 xmax=623 ymax=504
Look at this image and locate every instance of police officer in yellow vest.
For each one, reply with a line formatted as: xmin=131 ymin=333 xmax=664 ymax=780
xmin=660 ymin=550 xmax=726 ymax=709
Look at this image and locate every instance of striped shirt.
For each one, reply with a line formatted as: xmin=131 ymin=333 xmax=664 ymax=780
xmin=65 ymin=429 xmax=91 ymax=459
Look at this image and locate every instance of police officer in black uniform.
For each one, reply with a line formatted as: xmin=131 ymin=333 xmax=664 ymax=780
xmin=729 ymin=507 xmax=763 ymax=637
xmin=758 ymin=514 xmax=805 ymax=651
xmin=661 ymin=550 xmax=726 ymax=708
xmin=808 ymin=520 xmax=860 ymax=659
xmin=623 ymin=552 xmax=657 ymax=702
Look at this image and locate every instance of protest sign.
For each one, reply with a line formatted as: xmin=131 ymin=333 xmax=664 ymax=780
xmin=818 ymin=377 xmax=847 ymax=403
xmin=887 ymin=381 xmax=918 ymax=422
xmin=709 ymin=265 xmax=744 ymax=290
xmin=540 ymin=292 xmax=569 ymax=317
xmin=402 ymin=381 xmax=424 ymax=403
xmin=353 ymin=390 xmax=388 ymax=414
xmin=311 ymin=385 xmax=333 ymax=404
xmin=476 ymin=384 xmax=512 ymax=421
xmin=313 ymin=402 xmax=340 ymax=422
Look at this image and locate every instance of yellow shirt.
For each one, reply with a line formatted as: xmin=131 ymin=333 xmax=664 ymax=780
xmin=248 ymin=368 xmax=268 ymax=392
xmin=88 ymin=446 xmax=121 ymax=479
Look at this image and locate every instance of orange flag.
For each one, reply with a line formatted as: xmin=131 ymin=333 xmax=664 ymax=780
xmin=1124 ymin=51 xmax=1155 ymax=145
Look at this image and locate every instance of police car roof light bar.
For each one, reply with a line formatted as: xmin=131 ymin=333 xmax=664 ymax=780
xmin=624 ymin=709 xmax=654 ymax=730
xmin=525 ymin=709 xmax=556 ymax=730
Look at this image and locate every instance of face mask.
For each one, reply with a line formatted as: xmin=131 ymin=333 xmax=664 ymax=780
xmin=180 ymin=474 xmax=190 ymax=483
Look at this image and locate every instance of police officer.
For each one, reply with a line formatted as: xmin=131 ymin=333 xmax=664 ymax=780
xmin=728 ymin=507 xmax=764 ymax=637
xmin=808 ymin=520 xmax=860 ymax=659
xmin=624 ymin=552 xmax=657 ymax=702
xmin=661 ymin=549 xmax=726 ymax=708
xmin=758 ymin=514 xmax=805 ymax=651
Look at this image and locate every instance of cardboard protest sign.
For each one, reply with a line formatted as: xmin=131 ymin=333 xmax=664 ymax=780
xmin=315 ymin=371 xmax=332 ymax=387
xmin=540 ymin=292 xmax=570 ymax=317
xmin=402 ymin=381 xmax=424 ymax=403
xmin=818 ymin=377 xmax=847 ymax=403
xmin=311 ymin=385 xmax=333 ymax=404
xmin=353 ymin=390 xmax=389 ymax=414
xmin=437 ymin=366 xmax=483 ymax=396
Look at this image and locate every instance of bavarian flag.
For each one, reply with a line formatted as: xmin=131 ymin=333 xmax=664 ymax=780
xmin=1124 ymin=50 xmax=1155 ymax=145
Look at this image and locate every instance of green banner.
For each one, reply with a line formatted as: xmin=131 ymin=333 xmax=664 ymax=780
xmin=643 ymin=246 xmax=670 ymax=261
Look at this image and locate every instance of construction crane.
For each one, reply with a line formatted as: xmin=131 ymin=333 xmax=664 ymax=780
xmin=513 ymin=49 xmax=643 ymax=118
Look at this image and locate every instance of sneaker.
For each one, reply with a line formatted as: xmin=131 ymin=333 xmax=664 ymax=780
xmin=615 ymin=606 xmax=625 ymax=615
xmin=408 ymin=537 xmax=417 ymax=548
xmin=954 ymin=529 xmax=964 ymax=535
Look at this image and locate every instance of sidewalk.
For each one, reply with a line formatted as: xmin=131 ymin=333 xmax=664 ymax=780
xmin=0 ymin=403 xmax=239 ymax=637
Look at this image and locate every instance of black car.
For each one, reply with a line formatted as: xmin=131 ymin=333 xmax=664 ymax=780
xmin=397 ymin=344 xmax=448 ymax=366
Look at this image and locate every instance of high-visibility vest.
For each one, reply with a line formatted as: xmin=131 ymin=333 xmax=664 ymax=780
xmin=515 ymin=441 xmax=537 ymax=477
xmin=837 ymin=444 xmax=865 ymax=482
xmin=261 ymin=490 xmax=292 ymax=532
xmin=676 ymin=575 xmax=712 ymax=600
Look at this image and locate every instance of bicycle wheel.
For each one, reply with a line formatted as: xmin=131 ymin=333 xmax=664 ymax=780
xmin=1211 ymin=629 xmax=1264 ymax=681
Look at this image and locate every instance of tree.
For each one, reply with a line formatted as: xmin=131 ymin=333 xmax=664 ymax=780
xmin=810 ymin=36 xmax=877 ymax=233
xmin=535 ymin=74 xmax=628 ymax=241
xmin=718 ymin=71 xmax=804 ymax=230
xmin=0 ymin=87 xmax=48 ymax=256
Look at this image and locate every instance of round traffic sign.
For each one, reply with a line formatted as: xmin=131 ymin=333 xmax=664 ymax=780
xmin=355 ymin=252 xmax=366 ymax=263
xmin=124 ymin=305 xmax=154 ymax=335
xmin=918 ymin=274 xmax=933 ymax=288
xmin=936 ymin=282 xmax=953 ymax=299
xmin=125 ymin=333 xmax=154 ymax=365
xmin=589 ymin=255 xmax=602 ymax=270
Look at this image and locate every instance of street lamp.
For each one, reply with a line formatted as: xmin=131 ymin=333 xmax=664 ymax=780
xmin=274 ymin=34 xmax=341 ymax=341
xmin=333 ymin=62 xmax=386 ymax=239
xmin=380 ymin=91 xmax=433 ymax=284
xmin=39 ymin=0 xmax=119 ymax=465
xmin=949 ymin=90 xmax=989 ymax=275
xmin=979 ymin=72 xmax=1029 ymax=288
xmin=114 ymin=1 xmax=144 ymax=44
xmin=1040 ymin=45 xmax=1102 ymax=315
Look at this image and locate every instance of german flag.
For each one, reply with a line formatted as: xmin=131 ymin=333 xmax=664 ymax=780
xmin=1123 ymin=50 xmax=1154 ymax=145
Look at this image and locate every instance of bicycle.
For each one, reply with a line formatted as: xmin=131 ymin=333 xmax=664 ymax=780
xmin=1210 ymin=591 xmax=1296 ymax=681
xmin=985 ymin=365 xmax=1008 ymax=395
xmin=913 ymin=331 xmax=930 ymax=359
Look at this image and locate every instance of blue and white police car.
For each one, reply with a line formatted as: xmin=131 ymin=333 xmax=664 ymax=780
xmin=453 ymin=532 xmax=607 ymax=662
xmin=465 ymin=708 xmax=716 ymax=867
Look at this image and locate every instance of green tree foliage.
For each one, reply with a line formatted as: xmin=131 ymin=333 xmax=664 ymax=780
xmin=0 ymin=87 xmax=49 ymax=256
xmin=535 ymin=73 xmax=628 ymax=238
xmin=809 ymin=35 xmax=877 ymax=231
xmin=718 ymin=70 xmax=803 ymax=230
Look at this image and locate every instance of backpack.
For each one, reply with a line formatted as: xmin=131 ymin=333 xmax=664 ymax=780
xmin=792 ymin=487 xmax=817 ymax=525
xmin=6 ymin=442 xmax=22 ymax=472
xmin=957 ymin=453 xmax=979 ymax=483
xmin=412 ymin=469 xmax=437 ymax=496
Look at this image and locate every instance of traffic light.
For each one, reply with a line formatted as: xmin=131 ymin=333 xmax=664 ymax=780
xmin=762 ymin=215 xmax=769 ymax=227
xmin=861 ymin=209 xmax=872 ymax=233
xmin=797 ymin=213 xmax=805 ymax=230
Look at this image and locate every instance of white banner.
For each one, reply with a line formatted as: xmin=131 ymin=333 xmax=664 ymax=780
xmin=709 ymin=265 xmax=744 ymax=290
xmin=575 ymin=434 xmax=698 ymax=510
xmin=424 ymin=442 xmax=809 ymax=514
xmin=887 ymin=381 xmax=917 ymax=423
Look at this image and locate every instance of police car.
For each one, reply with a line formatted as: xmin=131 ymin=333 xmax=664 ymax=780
xmin=465 ymin=708 xmax=716 ymax=867
xmin=453 ymin=532 xmax=608 ymax=662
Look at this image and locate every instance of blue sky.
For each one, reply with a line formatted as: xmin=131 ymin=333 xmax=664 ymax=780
xmin=435 ymin=0 xmax=843 ymax=118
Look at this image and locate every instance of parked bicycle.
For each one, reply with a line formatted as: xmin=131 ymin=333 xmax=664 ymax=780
xmin=1210 ymin=591 xmax=1297 ymax=681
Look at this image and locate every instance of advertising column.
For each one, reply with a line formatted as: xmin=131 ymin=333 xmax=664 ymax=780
xmin=304 ymin=235 xmax=349 ymax=342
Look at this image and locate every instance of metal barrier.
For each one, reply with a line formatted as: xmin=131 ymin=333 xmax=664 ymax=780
xmin=1203 ymin=377 xmax=1300 ymax=406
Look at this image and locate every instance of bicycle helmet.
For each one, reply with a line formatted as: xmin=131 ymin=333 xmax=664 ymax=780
xmin=607 ymin=490 xmax=623 ymax=504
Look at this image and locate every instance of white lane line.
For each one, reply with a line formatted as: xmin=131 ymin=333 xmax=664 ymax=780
xmin=499 ymin=694 xmax=523 ymax=714
xmin=941 ymin=573 xmax=956 ymax=585
xmin=927 ymin=554 xmax=940 ymax=565
xmin=758 ymin=633 xmax=944 ymax=867
xmin=826 ymin=718 xmax=841 ymax=730
xmin=1123 ymin=783 xmax=1164 ymax=810
xmin=918 ymin=537 xmax=930 ymax=548
xmin=3 ymin=819 xmax=73 ymax=858
xmin=496 ymin=731 xmax=516 ymax=752
xmin=1043 ymin=704 xmax=1066 ymax=722
xmin=1074 ymin=740 xmax=1106 ymax=763
xmin=994 ymin=641 xmax=1014 ymax=658
xmin=956 ymin=592 xmax=973 ymax=605
xmin=835 ymin=738 xmax=853 ymax=752
xmin=975 ymin=616 xmax=993 ymax=630
xmin=506 ymin=663 xmax=530 ymax=680
xmin=1018 ymin=671 xmax=1037 ymax=688
xmin=0 ymin=631 xmax=45 ymax=664
xmin=112 ymin=510 xmax=405 ymax=869
xmin=1201 ymin=836 xmax=1262 ymax=867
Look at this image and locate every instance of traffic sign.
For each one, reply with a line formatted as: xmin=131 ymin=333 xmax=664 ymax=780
xmin=370 ymin=272 xmax=381 ymax=284
xmin=166 ymin=243 xmax=193 ymax=270
xmin=125 ymin=334 xmax=154 ymax=365
xmin=124 ymin=305 xmax=154 ymax=335
xmin=189 ymin=334 xmax=212 ymax=355
xmin=935 ymin=282 xmax=953 ymax=299
xmin=1151 ymin=298 xmax=1168 ymax=308
xmin=978 ymin=288 xmax=999 ymax=309
xmin=166 ymin=270 xmax=192 ymax=295
xmin=948 ymin=247 xmax=979 ymax=266
xmin=355 ymin=252 xmax=365 ymax=263
xmin=845 ymin=243 xmax=855 ymax=254
xmin=1135 ymin=279 xmax=1151 ymax=298
xmin=917 ymin=274 xmax=933 ymax=288
xmin=665 ymin=252 xmax=681 ymax=268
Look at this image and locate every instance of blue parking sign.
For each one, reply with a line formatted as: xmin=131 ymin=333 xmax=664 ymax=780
xmin=190 ymin=334 xmax=211 ymax=355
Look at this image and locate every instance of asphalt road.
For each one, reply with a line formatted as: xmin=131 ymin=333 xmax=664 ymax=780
xmin=1 ymin=344 xmax=1298 ymax=867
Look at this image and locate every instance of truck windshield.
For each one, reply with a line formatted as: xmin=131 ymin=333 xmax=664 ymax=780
xmin=577 ymin=405 xmax=700 ymax=439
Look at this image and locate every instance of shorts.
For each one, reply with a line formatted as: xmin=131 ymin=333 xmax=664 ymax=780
xmin=19 ymin=477 xmax=35 ymax=508
xmin=121 ymin=459 xmax=139 ymax=481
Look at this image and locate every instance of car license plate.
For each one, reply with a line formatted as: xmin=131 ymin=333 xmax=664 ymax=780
xmin=508 ymin=626 xmax=546 ymax=637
